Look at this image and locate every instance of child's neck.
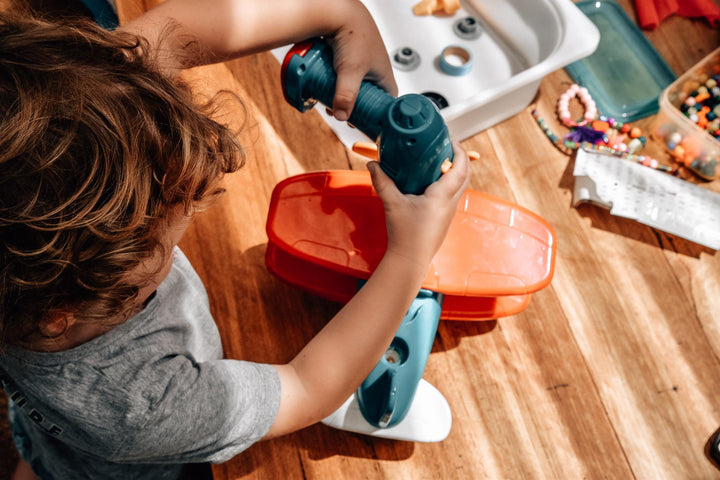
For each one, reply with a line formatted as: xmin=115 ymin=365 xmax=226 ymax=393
xmin=23 ymin=255 xmax=171 ymax=352
xmin=31 ymin=318 xmax=121 ymax=352
xmin=22 ymin=288 xmax=159 ymax=352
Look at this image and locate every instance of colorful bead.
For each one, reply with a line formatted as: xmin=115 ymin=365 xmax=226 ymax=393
xmin=672 ymin=145 xmax=685 ymax=159
xmin=700 ymin=159 xmax=717 ymax=177
xmin=532 ymin=84 xmax=688 ymax=177
xmin=676 ymin=71 xmax=720 ymax=139
xmin=592 ymin=120 xmax=610 ymax=132
xmin=628 ymin=138 xmax=643 ymax=154
xmin=610 ymin=134 xmax=626 ymax=150
xmin=583 ymin=143 xmax=678 ymax=175
xmin=531 ymin=107 xmax=677 ymax=176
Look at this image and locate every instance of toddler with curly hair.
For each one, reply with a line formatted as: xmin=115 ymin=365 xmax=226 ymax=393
xmin=0 ymin=1 xmax=470 ymax=479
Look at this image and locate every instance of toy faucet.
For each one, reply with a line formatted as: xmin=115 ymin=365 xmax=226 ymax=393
xmin=282 ymin=38 xmax=453 ymax=195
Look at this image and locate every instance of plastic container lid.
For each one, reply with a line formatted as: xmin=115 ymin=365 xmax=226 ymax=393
xmin=265 ymin=171 xmax=556 ymax=320
xmin=265 ymin=242 xmax=531 ymax=321
xmin=565 ymin=0 xmax=676 ymax=122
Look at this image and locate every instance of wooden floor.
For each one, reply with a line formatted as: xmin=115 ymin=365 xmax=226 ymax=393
xmin=5 ymin=0 xmax=719 ymax=479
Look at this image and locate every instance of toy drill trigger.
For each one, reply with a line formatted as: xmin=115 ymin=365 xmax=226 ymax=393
xmin=440 ymin=150 xmax=479 ymax=174
xmin=352 ymin=141 xmax=379 ymax=160
xmin=440 ymin=158 xmax=452 ymax=174
xmin=439 ymin=151 xmax=479 ymax=175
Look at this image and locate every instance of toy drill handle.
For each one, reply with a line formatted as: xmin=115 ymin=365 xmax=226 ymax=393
xmin=356 ymin=288 xmax=443 ymax=428
xmin=282 ymin=40 xmax=393 ymax=140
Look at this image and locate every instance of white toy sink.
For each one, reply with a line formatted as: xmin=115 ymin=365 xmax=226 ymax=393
xmin=273 ymin=0 xmax=599 ymax=143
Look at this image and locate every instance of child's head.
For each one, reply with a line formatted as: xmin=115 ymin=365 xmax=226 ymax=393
xmin=0 ymin=10 xmax=244 ymax=346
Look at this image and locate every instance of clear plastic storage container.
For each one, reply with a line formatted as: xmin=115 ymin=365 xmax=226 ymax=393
xmin=652 ymin=47 xmax=720 ymax=180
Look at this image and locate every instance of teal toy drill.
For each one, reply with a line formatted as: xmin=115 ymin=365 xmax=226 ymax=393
xmin=281 ymin=38 xmax=453 ymax=195
xmin=281 ymin=38 xmax=454 ymax=428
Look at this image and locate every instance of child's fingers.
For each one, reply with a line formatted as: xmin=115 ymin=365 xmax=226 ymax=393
xmin=330 ymin=39 xmax=397 ymax=121
xmin=371 ymin=141 xmax=469 ymax=203
xmin=427 ymin=142 xmax=471 ymax=197
xmin=371 ymin=72 xmax=399 ymax=98
xmin=449 ymin=142 xmax=471 ymax=185
xmin=367 ymin=161 xmax=403 ymax=204
xmin=333 ymin=62 xmax=397 ymax=120
xmin=331 ymin=66 xmax=363 ymax=122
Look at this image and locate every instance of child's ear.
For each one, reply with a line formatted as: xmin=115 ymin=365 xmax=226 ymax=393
xmin=39 ymin=311 xmax=76 ymax=339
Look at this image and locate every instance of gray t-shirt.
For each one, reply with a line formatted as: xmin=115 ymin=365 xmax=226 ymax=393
xmin=0 ymin=248 xmax=281 ymax=479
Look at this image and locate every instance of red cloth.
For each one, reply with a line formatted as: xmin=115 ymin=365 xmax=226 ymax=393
xmin=634 ymin=0 xmax=720 ymax=29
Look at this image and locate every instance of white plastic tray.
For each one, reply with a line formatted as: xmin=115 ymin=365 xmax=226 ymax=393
xmin=273 ymin=0 xmax=599 ymax=144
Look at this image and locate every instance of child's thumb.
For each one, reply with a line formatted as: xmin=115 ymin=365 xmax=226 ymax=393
xmin=332 ymin=71 xmax=362 ymax=122
xmin=367 ymin=161 xmax=400 ymax=200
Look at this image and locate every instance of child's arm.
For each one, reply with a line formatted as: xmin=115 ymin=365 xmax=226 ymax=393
xmin=264 ymin=145 xmax=471 ymax=438
xmin=121 ymin=0 xmax=396 ymax=120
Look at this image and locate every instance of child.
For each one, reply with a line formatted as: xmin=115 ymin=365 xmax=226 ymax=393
xmin=0 ymin=1 xmax=471 ymax=479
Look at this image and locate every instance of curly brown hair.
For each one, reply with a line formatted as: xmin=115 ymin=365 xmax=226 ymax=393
xmin=0 ymin=10 xmax=244 ymax=346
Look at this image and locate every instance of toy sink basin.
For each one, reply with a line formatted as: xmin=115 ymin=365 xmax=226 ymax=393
xmin=265 ymin=171 xmax=556 ymax=320
xmin=272 ymin=0 xmax=599 ymax=143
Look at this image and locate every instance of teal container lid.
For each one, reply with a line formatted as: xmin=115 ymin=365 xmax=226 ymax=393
xmin=565 ymin=0 xmax=676 ymax=122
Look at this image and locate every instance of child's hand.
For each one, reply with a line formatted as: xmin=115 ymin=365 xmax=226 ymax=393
xmin=328 ymin=1 xmax=398 ymax=121
xmin=368 ymin=142 xmax=471 ymax=269
xmin=268 ymin=143 xmax=469 ymax=438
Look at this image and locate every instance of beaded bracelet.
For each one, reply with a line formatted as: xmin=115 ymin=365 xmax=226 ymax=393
xmin=557 ymin=83 xmax=596 ymax=127
xmin=532 ymin=109 xmax=679 ymax=175
xmin=581 ymin=142 xmax=678 ymax=173
xmin=531 ymin=82 xmax=681 ymax=175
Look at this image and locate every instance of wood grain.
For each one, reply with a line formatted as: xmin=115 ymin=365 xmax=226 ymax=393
xmin=116 ymin=2 xmax=720 ymax=479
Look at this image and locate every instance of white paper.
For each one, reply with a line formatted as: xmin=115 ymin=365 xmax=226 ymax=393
xmin=573 ymin=148 xmax=720 ymax=250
